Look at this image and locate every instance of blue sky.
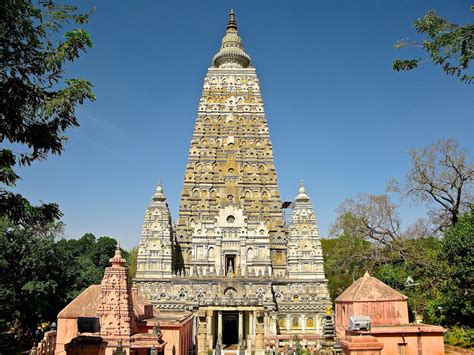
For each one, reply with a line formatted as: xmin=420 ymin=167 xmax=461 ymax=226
xmin=14 ymin=1 xmax=473 ymax=249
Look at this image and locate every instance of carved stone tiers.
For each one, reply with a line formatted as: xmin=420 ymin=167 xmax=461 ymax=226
xmin=135 ymin=10 xmax=331 ymax=352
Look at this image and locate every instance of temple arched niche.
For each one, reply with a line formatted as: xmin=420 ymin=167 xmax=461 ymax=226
xmin=278 ymin=318 xmax=285 ymax=328
xmin=292 ymin=317 xmax=299 ymax=328
xmin=247 ymin=247 xmax=254 ymax=260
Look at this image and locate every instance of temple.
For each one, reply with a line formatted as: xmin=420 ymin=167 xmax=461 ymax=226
xmin=135 ymin=10 xmax=330 ymax=353
xmin=335 ymin=272 xmax=445 ymax=355
xmin=55 ymin=244 xmax=168 ymax=354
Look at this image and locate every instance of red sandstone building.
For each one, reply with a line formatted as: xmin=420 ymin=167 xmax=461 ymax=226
xmin=55 ymin=245 xmax=193 ymax=355
xmin=335 ymin=272 xmax=445 ymax=355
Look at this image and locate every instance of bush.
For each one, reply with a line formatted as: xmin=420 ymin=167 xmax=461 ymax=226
xmin=444 ymin=327 xmax=474 ymax=349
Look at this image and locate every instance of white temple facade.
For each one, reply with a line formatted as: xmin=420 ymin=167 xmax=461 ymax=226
xmin=135 ymin=10 xmax=330 ymax=353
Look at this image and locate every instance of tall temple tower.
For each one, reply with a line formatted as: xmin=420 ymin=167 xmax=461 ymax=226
xmin=135 ymin=10 xmax=330 ymax=353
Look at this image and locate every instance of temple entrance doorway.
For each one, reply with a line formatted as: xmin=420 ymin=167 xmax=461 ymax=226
xmin=222 ymin=312 xmax=238 ymax=348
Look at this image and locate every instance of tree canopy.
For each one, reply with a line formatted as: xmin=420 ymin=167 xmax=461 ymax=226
xmin=427 ymin=207 xmax=474 ymax=327
xmin=393 ymin=6 xmax=474 ymax=84
xmin=0 ymin=227 xmax=123 ymax=352
xmin=324 ymin=138 xmax=473 ymax=336
xmin=389 ymin=138 xmax=473 ymax=231
xmin=0 ymin=0 xmax=95 ymax=226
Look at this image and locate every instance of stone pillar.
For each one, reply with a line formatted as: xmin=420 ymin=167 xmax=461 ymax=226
xmin=247 ymin=317 xmax=253 ymax=353
xmin=207 ymin=310 xmax=214 ymax=349
xmin=197 ymin=321 xmax=208 ymax=355
xmin=253 ymin=310 xmax=257 ymax=336
xmin=218 ymin=311 xmax=223 ymax=347
xmin=301 ymin=314 xmax=306 ymax=334
xmin=286 ymin=315 xmax=291 ymax=333
xmin=197 ymin=310 xmax=208 ymax=355
xmin=270 ymin=312 xmax=277 ymax=335
xmin=238 ymin=311 xmax=243 ymax=346
xmin=216 ymin=244 xmax=222 ymax=275
xmin=256 ymin=316 xmax=264 ymax=354
xmin=264 ymin=312 xmax=269 ymax=334
xmin=315 ymin=314 xmax=321 ymax=334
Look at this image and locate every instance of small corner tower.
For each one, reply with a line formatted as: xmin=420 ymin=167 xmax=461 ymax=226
xmin=97 ymin=243 xmax=137 ymax=347
xmin=136 ymin=182 xmax=174 ymax=278
xmin=288 ymin=181 xmax=326 ymax=280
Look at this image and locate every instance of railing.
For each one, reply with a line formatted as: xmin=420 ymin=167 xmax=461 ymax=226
xmin=31 ymin=330 xmax=56 ymax=355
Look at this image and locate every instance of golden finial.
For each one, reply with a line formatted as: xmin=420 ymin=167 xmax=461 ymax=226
xmin=227 ymin=9 xmax=237 ymax=30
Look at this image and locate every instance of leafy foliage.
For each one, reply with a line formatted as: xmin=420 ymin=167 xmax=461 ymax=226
xmin=56 ymin=233 xmax=119 ymax=298
xmin=426 ymin=207 xmax=474 ymax=327
xmin=0 ymin=0 xmax=95 ymax=225
xmin=321 ymin=234 xmax=376 ymax=300
xmin=0 ymin=226 xmax=120 ymax=351
xmin=0 ymin=218 xmax=75 ymax=344
xmin=322 ymin=230 xmax=441 ymax=321
xmin=444 ymin=326 xmax=474 ymax=348
xmin=330 ymin=194 xmax=432 ymax=263
xmin=127 ymin=246 xmax=138 ymax=281
xmin=393 ymin=7 xmax=474 ymax=84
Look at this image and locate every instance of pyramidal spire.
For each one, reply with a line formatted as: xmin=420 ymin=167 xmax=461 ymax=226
xmin=213 ymin=9 xmax=251 ymax=68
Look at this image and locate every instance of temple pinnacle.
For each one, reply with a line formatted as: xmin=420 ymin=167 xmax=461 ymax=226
xmin=295 ymin=180 xmax=310 ymax=202
xmin=299 ymin=180 xmax=306 ymax=194
xmin=213 ymin=9 xmax=250 ymax=68
xmin=153 ymin=181 xmax=166 ymax=202
xmin=110 ymin=240 xmax=126 ymax=267
xmin=227 ymin=9 xmax=237 ymax=30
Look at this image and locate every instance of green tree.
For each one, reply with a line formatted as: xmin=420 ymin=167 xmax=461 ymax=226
xmin=56 ymin=233 xmax=118 ymax=297
xmin=374 ymin=237 xmax=441 ymax=322
xmin=128 ymin=246 xmax=138 ymax=281
xmin=0 ymin=0 xmax=95 ymax=225
xmin=292 ymin=334 xmax=303 ymax=354
xmin=321 ymin=233 xmax=376 ymax=301
xmin=331 ymin=194 xmax=433 ymax=262
xmin=327 ymin=197 xmax=443 ymax=321
xmin=393 ymin=6 xmax=474 ymax=84
xmin=0 ymin=217 xmax=77 ymax=350
xmin=427 ymin=207 xmax=474 ymax=327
